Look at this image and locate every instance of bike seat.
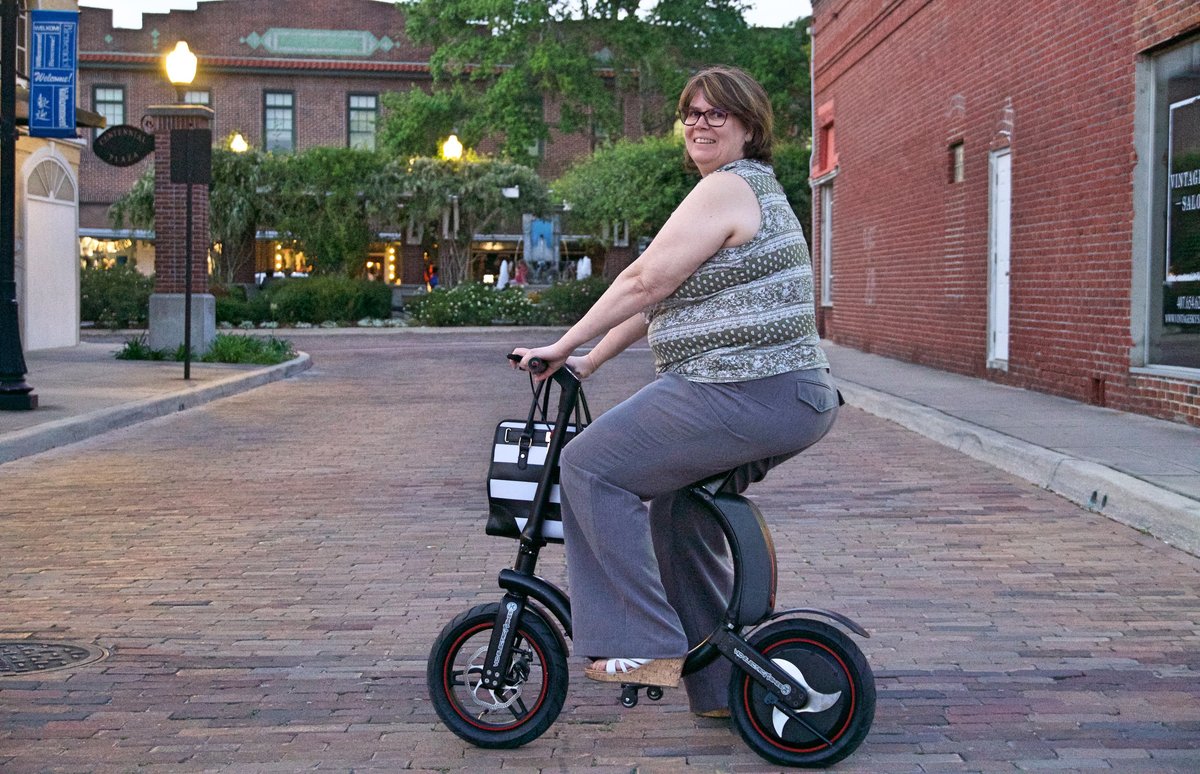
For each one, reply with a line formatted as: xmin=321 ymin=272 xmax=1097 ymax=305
xmin=692 ymin=469 xmax=737 ymax=496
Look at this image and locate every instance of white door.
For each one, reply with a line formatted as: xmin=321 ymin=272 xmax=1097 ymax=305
xmin=24 ymin=159 xmax=79 ymax=351
xmin=988 ymin=150 xmax=1012 ymax=367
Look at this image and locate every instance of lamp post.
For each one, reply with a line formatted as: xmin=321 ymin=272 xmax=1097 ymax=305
xmin=147 ymin=41 xmax=213 ymax=377
xmin=0 ymin=0 xmax=35 ymax=410
xmin=168 ymin=42 xmax=198 ymax=379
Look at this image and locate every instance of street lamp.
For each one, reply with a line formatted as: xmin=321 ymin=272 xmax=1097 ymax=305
xmin=229 ymin=132 xmax=249 ymax=153
xmin=164 ymin=40 xmax=203 ymax=379
xmin=0 ymin=0 xmax=35 ymax=409
xmin=441 ymin=133 xmax=463 ymax=162
xmin=165 ymin=41 xmax=197 ymax=102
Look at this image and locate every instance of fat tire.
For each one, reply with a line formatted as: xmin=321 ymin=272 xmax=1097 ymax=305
xmin=728 ymin=618 xmax=875 ymax=768
xmin=428 ymin=602 xmax=568 ymax=749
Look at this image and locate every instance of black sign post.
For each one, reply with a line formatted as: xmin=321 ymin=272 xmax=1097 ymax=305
xmin=0 ymin=0 xmax=36 ymax=410
xmin=169 ymin=128 xmax=211 ymax=380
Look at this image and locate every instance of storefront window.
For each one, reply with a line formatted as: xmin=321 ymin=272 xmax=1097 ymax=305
xmin=1144 ymin=35 xmax=1200 ymax=369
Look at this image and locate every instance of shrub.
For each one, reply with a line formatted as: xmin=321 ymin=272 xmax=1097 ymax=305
xmin=115 ymin=333 xmax=296 ymax=365
xmin=201 ymin=334 xmax=296 ymax=364
xmin=114 ymin=335 xmax=166 ymax=360
xmin=533 ymin=276 xmax=610 ymax=325
xmin=80 ymin=264 xmax=154 ymax=328
xmin=264 ymin=276 xmax=391 ymax=324
xmin=407 ymin=283 xmax=536 ymax=326
xmin=214 ymin=284 xmax=271 ymax=325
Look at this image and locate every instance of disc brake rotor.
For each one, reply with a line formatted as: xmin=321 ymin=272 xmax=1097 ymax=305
xmin=463 ymin=644 xmax=525 ymax=712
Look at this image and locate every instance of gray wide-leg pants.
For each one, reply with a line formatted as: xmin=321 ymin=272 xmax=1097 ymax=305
xmin=558 ymin=367 xmax=839 ymax=713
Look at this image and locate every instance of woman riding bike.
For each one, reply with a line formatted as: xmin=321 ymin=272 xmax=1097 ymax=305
xmin=512 ymin=65 xmax=840 ymax=717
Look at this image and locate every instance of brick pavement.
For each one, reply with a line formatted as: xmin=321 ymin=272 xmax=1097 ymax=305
xmin=1 ymin=331 xmax=1198 ymax=772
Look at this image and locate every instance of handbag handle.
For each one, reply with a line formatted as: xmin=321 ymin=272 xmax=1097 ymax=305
xmin=520 ymin=369 xmax=590 ymax=438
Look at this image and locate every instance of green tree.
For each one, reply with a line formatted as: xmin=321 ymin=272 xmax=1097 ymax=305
xmin=401 ymin=156 xmax=551 ymax=287
xmin=108 ymin=147 xmax=268 ymax=284
xmin=733 ymin=19 xmax=811 ymax=141
xmin=773 ymin=141 xmax=812 ymax=236
xmin=208 ymin=145 xmax=268 ymax=284
xmin=378 ymin=85 xmax=479 ymax=160
xmin=554 ymin=135 xmax=813 ymax=247
xmin=265 ymin=147 xmax=396 ymax=276
xmin=109 ymin=145 xmax=405 ymax=279
xmin=394 ymin=0 xmax=754 ymax=158
xmin=553 ymin=134 xmax=695 ymax=246
xmin=107 ymin=167 xmax=155 ymax=236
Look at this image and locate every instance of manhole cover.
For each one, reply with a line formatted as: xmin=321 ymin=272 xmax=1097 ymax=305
xmin=0 ymin=641 xmax=107 ymax=676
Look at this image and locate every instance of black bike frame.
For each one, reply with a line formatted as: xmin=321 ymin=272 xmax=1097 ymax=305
xmin=480 ymin=362 xmax=867 ymax=707
xmin=480 ymin=366 xmax=580 ymax=691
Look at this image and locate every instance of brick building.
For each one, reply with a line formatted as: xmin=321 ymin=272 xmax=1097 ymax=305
xmin=76 ymin=0 xmax=642 ymax=284
xmin=809 ymin=0 xmax=1200 ymax=426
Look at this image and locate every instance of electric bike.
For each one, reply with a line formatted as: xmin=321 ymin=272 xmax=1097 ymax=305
xmin=427 ymin=357 xmax=875 ymax=767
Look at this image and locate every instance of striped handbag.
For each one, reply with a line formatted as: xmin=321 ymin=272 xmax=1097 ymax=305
xmin=486 ymin=378 xmax=590 ymax=543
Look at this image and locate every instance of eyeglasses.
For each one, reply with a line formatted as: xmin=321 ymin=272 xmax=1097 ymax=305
xmin=680 ymin=107 xmax=730 ymax=127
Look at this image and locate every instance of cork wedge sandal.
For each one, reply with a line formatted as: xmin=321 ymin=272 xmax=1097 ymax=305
xmin=584 ymin=657 xmax=685 ymax=688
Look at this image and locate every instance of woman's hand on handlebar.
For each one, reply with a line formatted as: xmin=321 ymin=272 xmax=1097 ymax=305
xmin=509 ymin=345 xmax=570 ymax=382
xmin=565 ymin=353 xmax=597 ymax=380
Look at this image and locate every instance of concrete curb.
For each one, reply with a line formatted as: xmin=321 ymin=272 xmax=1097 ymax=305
xmin=839 ymin=380 xmax=1200 ymax=557
xmin=0 ymin=353 xmax=312 ymax=465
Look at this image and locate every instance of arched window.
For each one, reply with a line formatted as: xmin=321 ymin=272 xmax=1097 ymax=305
xmin=26 ymin=158 xmax=75 ymax=202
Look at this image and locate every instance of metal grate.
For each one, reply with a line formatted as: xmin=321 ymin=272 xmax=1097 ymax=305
xmin=0 ymin=641 xmax=107 ymax=676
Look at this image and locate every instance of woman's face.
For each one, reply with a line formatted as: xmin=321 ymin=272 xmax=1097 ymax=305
xmin=682 ymin=92 xmax=752 ymax=176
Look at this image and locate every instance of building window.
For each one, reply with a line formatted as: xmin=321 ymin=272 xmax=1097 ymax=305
xmin=949 ymin=141 xmax=965 ymax=183
xmin=183 ymin=90 xmax=210 ymax=106
xmin=184 ymin=90 xmax=213 ymax=133
xmin=813 ymin=100 xmax=838 ymax=178
xmin=1138 ymin=34 xmax=1200 ymax=370
xmin=92 ymin=85 xmax=124 ymax=138
xmin=347 ymin=93 xmax=377 ymax=150
xmin=820 ymin=183 xmax=834 ymax=306
xmin=264 ymin=91 xmax=295 ymax=152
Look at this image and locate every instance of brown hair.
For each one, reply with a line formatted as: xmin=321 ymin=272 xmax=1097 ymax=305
xmin=678 ymin=65 xmax=774 ymax=168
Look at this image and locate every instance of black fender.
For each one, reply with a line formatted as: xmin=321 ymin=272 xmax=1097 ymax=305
xmin=499 ymin=568 xmax=573 ymax=640
xmin=766 ymin=607 xmax=871 ymax=638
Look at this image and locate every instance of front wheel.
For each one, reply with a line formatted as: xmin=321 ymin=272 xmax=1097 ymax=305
xmin=729 ymin=618 xmax=875 ymax=768
xmin=427 ymin=602 xmax=568 ymax=749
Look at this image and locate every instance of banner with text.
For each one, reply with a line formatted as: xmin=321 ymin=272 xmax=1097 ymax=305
xmin=28 ymin=10 xmax=79 ymax=139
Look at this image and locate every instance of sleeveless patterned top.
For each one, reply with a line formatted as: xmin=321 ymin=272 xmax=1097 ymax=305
xmin=645 ymin=158 xmax=828 ymax=382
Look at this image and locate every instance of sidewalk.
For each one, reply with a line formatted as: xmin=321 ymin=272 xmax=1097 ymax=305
xmin=0 ymin=339 xmax=311 ymax=465
xmin=2 ymin=332 xmax=1197 ymax=555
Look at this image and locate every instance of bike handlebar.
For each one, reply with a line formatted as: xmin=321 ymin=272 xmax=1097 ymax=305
xmin=507 ymin=352 xmax=579 ymax=386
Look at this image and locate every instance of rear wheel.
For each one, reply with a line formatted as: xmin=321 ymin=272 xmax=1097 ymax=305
xmin=427 ymin=602 xmax=568 ymax=748
xmin=729 ymin=618 xmax=875 ymax=767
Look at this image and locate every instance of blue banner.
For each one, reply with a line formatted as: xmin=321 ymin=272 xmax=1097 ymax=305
xmin=28 ymin=10 xmax=78 ymax=138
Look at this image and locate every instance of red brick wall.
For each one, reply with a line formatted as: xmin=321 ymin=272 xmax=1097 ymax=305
xmin=810 ymin=0 xmax=1200 ymax=425
xmin=1135 ymin=0 xmax=1200 ymax=49
xmin=147 ymin=108 xmax=212 ymax=294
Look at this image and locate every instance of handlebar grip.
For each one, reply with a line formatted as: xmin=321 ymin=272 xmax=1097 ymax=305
xmin=506 ymin=353 xmax=547 ymax=374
